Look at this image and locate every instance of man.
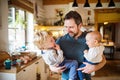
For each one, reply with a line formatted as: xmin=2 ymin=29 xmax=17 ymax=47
xmin=50 ymin=11 xmax=106 ymax=80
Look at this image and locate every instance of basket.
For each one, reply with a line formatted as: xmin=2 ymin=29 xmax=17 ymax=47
xmin=0 ymin=51 xmax=11 ymax=67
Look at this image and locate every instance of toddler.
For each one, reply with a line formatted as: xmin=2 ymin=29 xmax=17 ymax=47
xmin=34 ymin=30 xmax=78 ymax=80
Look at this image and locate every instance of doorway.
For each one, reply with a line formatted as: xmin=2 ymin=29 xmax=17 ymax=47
xmin=94 ymin=8 xmax=120 ymax=45
xmin=98 ymin=23 xmax=115 ymax=42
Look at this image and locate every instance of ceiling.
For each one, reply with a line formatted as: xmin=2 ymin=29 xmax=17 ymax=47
xmin=26 ymin=0 xmax=120 ymax=5
xmin=8 ymin=0 xmax=120 ymax=13
xmin=42 ymin=0 xmax=120 ymax=5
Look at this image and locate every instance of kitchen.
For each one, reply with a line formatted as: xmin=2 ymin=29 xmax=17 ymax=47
xmin=0 ymin=0 xmax=120 ymax=80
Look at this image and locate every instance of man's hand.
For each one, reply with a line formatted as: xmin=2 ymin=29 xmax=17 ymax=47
xmin=77 ymin=55 xmax=106 ymax=74
xmin=77 ymin=62 xmax=95 ymax=74
xmin=49 ymin=65 xmax=66 ymax=73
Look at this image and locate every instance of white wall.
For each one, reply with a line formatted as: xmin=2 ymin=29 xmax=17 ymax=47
xmin=44 ymin=2 xmax=120 ymax=25
xmin=0 ymin=0 xmax=9 ymax=51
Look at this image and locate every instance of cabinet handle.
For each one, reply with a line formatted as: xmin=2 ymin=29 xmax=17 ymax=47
xmin=35 ymin=62 xmax=39 ymax=64
xmin=23 ymin=70 xmax=26 ymax=72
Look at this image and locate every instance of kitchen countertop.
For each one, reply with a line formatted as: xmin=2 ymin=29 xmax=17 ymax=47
xmin=0 ymin=57 xmax=41 ymax=73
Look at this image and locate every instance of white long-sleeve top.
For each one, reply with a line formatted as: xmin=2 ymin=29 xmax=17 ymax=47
xmin=41 ymin=49 xmax=64 ymax=66
xmin=84 ymin=45 xmax=105 ymax=63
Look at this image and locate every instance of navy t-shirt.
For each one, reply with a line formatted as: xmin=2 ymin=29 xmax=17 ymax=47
xmin=56 ymin=32 xmax=88 ymax=79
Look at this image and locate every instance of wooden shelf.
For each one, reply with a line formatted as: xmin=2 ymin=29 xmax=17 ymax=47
xmin=34 ymin=25 xmax=64 ymax=31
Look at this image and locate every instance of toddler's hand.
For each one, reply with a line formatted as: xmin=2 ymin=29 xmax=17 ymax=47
xmin=54 ymin=44 xmax=60 ymax=50
xmin=84 ymin=50 xmax=88 ymax=54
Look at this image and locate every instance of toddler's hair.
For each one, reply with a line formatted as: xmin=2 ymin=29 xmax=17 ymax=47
xmin=33 ymin=30 xmax=51 ymax=49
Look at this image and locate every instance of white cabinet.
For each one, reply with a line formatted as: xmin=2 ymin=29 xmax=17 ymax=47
xmin=0 ymin=58 xmax=38 ymax=80
xmin=35 ymin=58 xmax=48 ymax=80
xmin=0 ymin=73 xmax=16 ymax=80
xmin=17 ymin=63 xmax=36 ymax=80
xmin=0 ymin=57 xmax=49 ymax=80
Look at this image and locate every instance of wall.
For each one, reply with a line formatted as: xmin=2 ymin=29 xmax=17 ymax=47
xmin=43 ymin=2 xmax=120 ymax=26
xmin=0 ymin=0 xmax=9 ymax=51
xmin=115 ymin=23 xmax=120 ymax=45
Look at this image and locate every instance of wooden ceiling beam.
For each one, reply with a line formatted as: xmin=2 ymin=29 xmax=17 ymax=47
xmin=18 ymin=0 xmax=33 ymax=9
xmin=43 ymin=0 xmax=120 ymax=5
xmin=9 ymin=0 xmax=33 ymax=13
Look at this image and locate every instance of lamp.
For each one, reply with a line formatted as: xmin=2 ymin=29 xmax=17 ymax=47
xmin=84 ymin=0 xmax=90 ymax=7
xmin=96 ymin=0 xmax=102 ymax=8
xmin=72 ymin=0 xmax=78 ymax=7
xmin=108 ymin=0 xmax=115 ymax=7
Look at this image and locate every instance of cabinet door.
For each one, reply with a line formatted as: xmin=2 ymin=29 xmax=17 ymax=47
xmin=35 ymin=58 xmax=48 ymax=80
xmin=17 ymin=63 xmax=36 ymax=80
xmin=0 ymin=73 xmax=16 ymax=80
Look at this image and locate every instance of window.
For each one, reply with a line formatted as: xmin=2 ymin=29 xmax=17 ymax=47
xmin=8 ymin=7 xmax=33 ymax=52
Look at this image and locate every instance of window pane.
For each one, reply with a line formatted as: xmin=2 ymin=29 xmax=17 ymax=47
xmin=8 ymin=7 xmax=26 ymax=52
xmin=8 ymin=6 xmax=34 ymax=52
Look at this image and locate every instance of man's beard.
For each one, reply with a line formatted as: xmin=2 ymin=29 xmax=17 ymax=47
xmin=69 ymin=31 xmax=79 ymax=38
xmin=73 ymin=32 xmax=79 ymax=38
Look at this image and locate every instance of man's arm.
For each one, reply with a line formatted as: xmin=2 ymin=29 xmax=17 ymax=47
xmin=78 ymin=55 xmax=106 ymax=74
xmin=49 ymin=65 xmax=66 ymax=73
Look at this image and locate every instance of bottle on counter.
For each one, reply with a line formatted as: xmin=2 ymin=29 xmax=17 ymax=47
xmin=16 ymin=59 xmax=21 ymax=66
xmin=87 ymin=17 xmax=90 ymax=25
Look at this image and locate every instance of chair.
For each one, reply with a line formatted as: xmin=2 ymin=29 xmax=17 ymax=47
xmin=103 ymin=46 xmax=115 ymax=59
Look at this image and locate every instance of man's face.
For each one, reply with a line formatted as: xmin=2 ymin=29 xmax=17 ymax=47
xmin=64 ymin=18 xmax=79 ymax=37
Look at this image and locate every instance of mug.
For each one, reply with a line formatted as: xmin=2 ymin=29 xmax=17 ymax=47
xmin=4 ymin=59 xmax=11 ymax=69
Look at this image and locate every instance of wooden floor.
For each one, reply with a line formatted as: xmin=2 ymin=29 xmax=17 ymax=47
xmin=94 ymin=60 xmax=120 ymax=77
xmin=92 ymin=59 xmax=120 ymax=80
